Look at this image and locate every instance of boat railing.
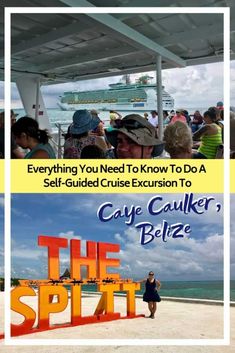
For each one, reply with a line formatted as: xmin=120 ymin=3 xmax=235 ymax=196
xmin=51 ymin=122 xmax=70 ymax=159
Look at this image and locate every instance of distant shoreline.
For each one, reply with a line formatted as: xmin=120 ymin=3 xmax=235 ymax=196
xmin=1 ymin=289 xmax=229 ymax=305
xmin=5 ymin=279 xmax=234 ymax=301
xmin=82 ymin=291 xmax=234 ymax=306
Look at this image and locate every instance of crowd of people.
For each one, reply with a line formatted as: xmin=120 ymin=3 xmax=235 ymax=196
xmin=0 ymin=101 xmax=233 ymax=159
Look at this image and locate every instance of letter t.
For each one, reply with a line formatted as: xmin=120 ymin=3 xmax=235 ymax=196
xmin=38 ymin=235 xmax=68 ymax=279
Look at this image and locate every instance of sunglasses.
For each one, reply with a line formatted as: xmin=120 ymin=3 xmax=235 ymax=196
xmin=149 ymin=273 xmax=154 ymax=276
xmin=176 ymin=111 xmax=180 ymax=113
xmin=114 ymin=119 xmax=146 ymax=130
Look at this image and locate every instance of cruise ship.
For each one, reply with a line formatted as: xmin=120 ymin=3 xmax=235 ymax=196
xmin=58 ymin=76 xmax=174 ymax=112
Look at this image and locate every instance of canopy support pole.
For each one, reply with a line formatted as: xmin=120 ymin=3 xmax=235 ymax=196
xmin=35 ymin=77 xmax=40 ymax=122
xmin=156 ymin=55 xmax=163 ymax=140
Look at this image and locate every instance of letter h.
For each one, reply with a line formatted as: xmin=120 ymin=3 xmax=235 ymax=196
xmin=70 ymin=240 xmax=97 ymax=279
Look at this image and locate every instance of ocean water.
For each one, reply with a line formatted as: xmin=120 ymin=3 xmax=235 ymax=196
xmin=81 ymin=280 xmax=235 ymax=301
xmin=13 ymin=108 xmax=75 ymax=132
xmin=12 ymin=107 xmax=209 ymax=131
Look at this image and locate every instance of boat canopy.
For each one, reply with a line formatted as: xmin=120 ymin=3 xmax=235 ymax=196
xmin=0 ymin=0 xmax=233 ymax=138
xmin=0 ymin=0 xmax=234 ymax=84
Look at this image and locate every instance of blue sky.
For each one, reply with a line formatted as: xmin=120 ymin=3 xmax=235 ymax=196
xmin=4 ymin=193 xmax=227 ymax=281
xmin=1 ymin=60 xmax=235 ymax=109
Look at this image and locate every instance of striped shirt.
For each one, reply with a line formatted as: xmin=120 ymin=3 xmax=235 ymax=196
xmin=198 ymin=124 xmax=222 ymax=159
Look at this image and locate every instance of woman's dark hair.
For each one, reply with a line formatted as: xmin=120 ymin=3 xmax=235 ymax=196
xmin=203 ymin=110 xmax=217 ymax=122
xmin=113 ymin=118 xmax=122 ymax=128
xmin=71 ymin=132 xmax=88 ymax=139
xmin=11 ymin=116 xmax=50 ymax=144
xmin=220 ymin=109 xmax=224 ymax=120
xmin=208 ymin=107 xmax=221 ymax=120
xmin=194 ymin=110 xmax=202 ymax=117
xmin=80 ymin=144 xmax=105 ymax=159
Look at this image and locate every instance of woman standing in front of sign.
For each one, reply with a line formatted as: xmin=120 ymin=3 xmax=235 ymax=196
xmin=142 ymin=271 xmax=161 ymax=319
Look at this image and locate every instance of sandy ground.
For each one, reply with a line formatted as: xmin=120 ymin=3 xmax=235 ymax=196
xmin=0 ymin=292 xmax=234 ymax=353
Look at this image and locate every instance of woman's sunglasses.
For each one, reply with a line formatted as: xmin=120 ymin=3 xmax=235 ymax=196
xmin=114 ymin=119 xmax=146 ymax=130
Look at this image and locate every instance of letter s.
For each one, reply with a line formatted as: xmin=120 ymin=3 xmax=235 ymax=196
xmin=11 ymin=286 xmax=36 ymax=336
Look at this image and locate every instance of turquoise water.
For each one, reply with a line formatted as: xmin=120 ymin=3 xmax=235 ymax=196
xmin=12 ymin=107 xmax=209 ymax=130
xmin=80 ymin=281 xmax=235 ymax=301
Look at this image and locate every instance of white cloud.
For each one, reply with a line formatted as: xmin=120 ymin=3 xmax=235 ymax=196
xmin=2 ymin=60 xmax=234 ymax=109
xmin=11 ymin=207 xmax=31 ymax=219
xmin=162 ymin=62 xmax=225 ymax=108
xmin=9 ymin=194 xmax=228 ymax=280
xmin=11 ymin=264 xmax=44 ymax=279
xmin=114 ymin=233 xmax=125 ymax=243
xmin=58 ymin=230 xmax=91 ymax=259
xmin=115 ymin=227 xmax=223 ymax=280
xmin=58 ymin=230 xmax=82 ymax=241
xmin=11 ymin=247 xmax=46 ymax=260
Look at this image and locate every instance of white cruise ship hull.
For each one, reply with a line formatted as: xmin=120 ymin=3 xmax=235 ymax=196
xmin=57 ymin=100 xmax=174 ymax=112
xmin=58 ymin=82 xmax=174 ymax=113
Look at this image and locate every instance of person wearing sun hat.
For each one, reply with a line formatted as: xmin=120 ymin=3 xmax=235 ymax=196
xmin=105 ymin=113 xmax=164 ymax=159
xmin=63 ymin=109 xmax=107 ymax=158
